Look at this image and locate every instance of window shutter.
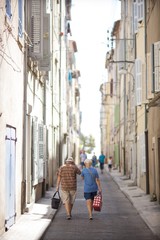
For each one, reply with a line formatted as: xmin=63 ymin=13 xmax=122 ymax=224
xmin=140 ymin=133 xmax=146 ymax=173
xmin=147 ymin=53 xmax=154 ymax=99
xmin=43 ymin=126 xmax=48 ymax=180
xmin=137 ymin=0 xmax=144 ymax=22
xmin=135 ymin=59 xmax=142 ymax=105
xmin=154 ymin=41 xmax=160 ymax=92
xmin=6 ymin=0 xmax=12 ymax=18
xmin=28 ymin=0 xmax=43 ymax=59
xmin=18 ymin=0 xmax=23 ymax=38
xmin=38 ymin=14 xmax=51 ymax=71
xmin=141 ymin=63 xmax=146 ymax=103
xmin=32 ymin=118 xmax=38 ymax=186
xmin=110 ymin=79 xmax=113 ymax=97
xmin=38 ymin=124 xmax=44 ymax=183
xmin=133 ymin=1 xmax=138 ymax=33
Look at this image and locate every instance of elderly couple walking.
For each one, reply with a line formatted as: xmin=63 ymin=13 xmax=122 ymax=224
xmin=56 ymin=157 xmax=102 ymax=220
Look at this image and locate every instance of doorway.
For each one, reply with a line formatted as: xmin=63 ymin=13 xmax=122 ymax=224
xmin=5 ymin=126 xmax=16 ymax=230
xmin=158 ymin=138 xmax=160 ymax=203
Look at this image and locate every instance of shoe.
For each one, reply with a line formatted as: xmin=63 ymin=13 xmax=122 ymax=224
xmin=67 ymin=215 xmax=71 ymax=220
xmin=89 ymin=216 xmax=93 ymax=220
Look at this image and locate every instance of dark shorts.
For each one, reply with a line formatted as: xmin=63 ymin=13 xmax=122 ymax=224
xmin=84 ymin=191 xmax=97 ymax=200
xmin=100 ymin=163 xmax=104 ymax=170
xmin=80 ymin=162 xmax=85 ymax=167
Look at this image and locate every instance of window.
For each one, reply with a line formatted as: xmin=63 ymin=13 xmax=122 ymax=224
xmin=6 ymin=0 xmax=12 ymax=18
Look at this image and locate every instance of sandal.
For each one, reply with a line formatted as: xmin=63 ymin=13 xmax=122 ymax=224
xmin=67 ymin=215 xmax=71 ymax=220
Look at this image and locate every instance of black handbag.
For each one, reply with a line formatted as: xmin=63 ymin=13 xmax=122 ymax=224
xmin=51 ymin=191 xmax=61 ymax=209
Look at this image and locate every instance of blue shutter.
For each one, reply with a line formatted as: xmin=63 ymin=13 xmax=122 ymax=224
xmin=18 ymin=0 xmax=23 ymax=37
xmin=6 ymin=0 xmax=11 ymax=18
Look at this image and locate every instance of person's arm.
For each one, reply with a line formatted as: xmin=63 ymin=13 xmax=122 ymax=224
xmin=56 ymin=173 xmax=61 ymax=191
xmin=96 ymin=178 xmax=102 ymax=193
xmin=81 ymin=170 xmax=84 ymax=180
xmin=75 ymin=165 xmax=81 ymax=175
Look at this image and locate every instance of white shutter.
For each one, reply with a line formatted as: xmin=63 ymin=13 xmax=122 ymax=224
xmin=32 ymin=118 xmax=38 ymax=186
xmin=147 ymin=53 xmax=154 ymax=99
xmin=133 ymin=1 xmax=138 ymax=33
xmin=154 ymin=41 xmax=160 ymax=92
xmin=137 ymin=0 xmax=144 ymax=22
xmin=140 ymin=133 xmax=146 ymax=173
xmin=135 ymin=59 xmax=142 ymax=105
xmin=43 ymin=126 xmax=48 ymax=180
xmin=28 ymin=0 xmax=43 ymax=59
xmin=38 ymin=124 xmax=44 ymax=182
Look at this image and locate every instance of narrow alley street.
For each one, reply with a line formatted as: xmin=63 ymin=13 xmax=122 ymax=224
xmin=41 ymin=169 xmax=160 ymax=240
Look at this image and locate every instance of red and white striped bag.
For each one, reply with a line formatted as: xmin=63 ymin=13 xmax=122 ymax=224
xmin=93 ymin=193 xmax=102 ymax=211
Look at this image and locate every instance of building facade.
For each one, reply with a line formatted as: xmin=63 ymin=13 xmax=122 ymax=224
xmin=102 ymin=0 xmax=160 ymax=203
xmin=0 ymin=0 xmax=81 ymax=235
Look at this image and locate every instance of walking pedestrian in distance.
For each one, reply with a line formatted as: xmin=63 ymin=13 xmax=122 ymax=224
xmin=91 ymin=152 xmax=97 ymax=167
xmin=80 ymin=150 xmax=87 ymax=169
xmin=98 ymin=151 xmax=106 ymax=174
xmin=81 ymin=159 xmax=102 ymax=220
xmin=56 ymin=157 xmax=81 ymax=220
xmin=108 ymin=156 xmax=113 ymax=172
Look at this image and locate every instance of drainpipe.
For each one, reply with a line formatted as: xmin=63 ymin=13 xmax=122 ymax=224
xmin=59 ymin=0 xmax=62 ymax=166
xmin=51 ymin=4 xmax=54 ymax=186
xmin=123 ymin=0 xmax=126 ymax=175
xmin=144 ymin=0 xmax=149 ymax=194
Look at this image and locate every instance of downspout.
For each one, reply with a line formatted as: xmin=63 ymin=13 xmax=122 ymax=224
xmin=21 ymin=0 xmax=27 ymax=213
xmin=59 ymin=0 xmax=62 ymax=166
xmin=42 ymin=75 xmax=46 ymax=195
xmin=118 ymin=69 xmax=121 ymax=172
xmin=123 ymin=0 xmax=126 ymax=175
xmin=51 ymin=5 xmax=54 ymax=186
xmin=144 ymin=0 xmax=149 ymax=194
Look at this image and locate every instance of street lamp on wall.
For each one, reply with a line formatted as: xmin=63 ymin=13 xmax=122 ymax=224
xmin=99 ymin=80 xmax=120 ymax=99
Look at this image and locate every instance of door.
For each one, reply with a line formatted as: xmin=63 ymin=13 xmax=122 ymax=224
xmin=5 ymin=126 xmax=16 ymax=230
xmin=158 ymin=138 xmax=160 ymax=203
